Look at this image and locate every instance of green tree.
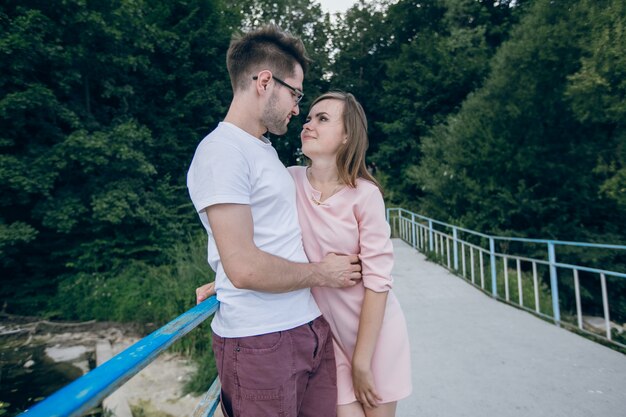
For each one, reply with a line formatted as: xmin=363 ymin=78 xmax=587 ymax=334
xmin=330 ymin=0 xmax=397 ymax=158
xmin=564 ymin=0 xmax=626 ymax=212
xmin=412 ymin=0 xmax=626 ymax=318
xmin=374 ymin=0 xmax=523 ymax=206
xmin=414 ymin=0 xmax=624 ymax=241
xmin=0 ymin=0 xmax=234 ymax=314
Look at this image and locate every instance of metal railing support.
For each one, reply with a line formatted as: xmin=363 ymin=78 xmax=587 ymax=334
xmin=547 ymin=242 xmax=561 ymax=324
xmin=489 ymin=237 xmax=497 ymax=297
xmin=517 ymin=259 xmax=523 ymax=307
xmin=428 ymin=220 xmax=434 ymax=252
xmin=601 ymin=273 xmax=611 ymax=340
xmin=504 ymin=256 xmax=510 ymax=302
xmin=453 ymin=227 xmax=459 ymax=270
xmin=411 ymin=213 xmax=416 ymax=249
xmin=193 ymin=378 xmax=222 ymax=417
xmin=532 ymin=261 xmax=540 ymax=313
xmin=573 ymin=269 xmax=583 ymax=330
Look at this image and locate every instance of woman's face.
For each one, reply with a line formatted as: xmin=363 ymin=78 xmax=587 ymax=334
xmin=300 ymin=99 xmax=346 ymax=160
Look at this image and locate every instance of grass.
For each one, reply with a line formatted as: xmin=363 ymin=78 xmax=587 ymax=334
xmin=131 ymin=400 xmax=175 ymax=417
xmin=53 ymin=232 xmax=218 ymax=394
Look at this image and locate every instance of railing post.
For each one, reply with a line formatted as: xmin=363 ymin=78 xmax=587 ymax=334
xmin=490 ymin=237 xmax=497 ymax=297
xmin=193 ymin=378 xmax=222 ymax=417
xmin=411 ymin=213 xmax=417 ymax=249
xmin=395 ymin=213 xmax=398 ymax=237
xmin=548 ymin=242 xmax=561 ymax=324
xmin=453 ymin=227 xmax=459 ymax=271
xmin=573 ymin=269 xmax=582 ymax=330
xmin=600 ymin=273 xmax=611 ymax=340
xmin=428 ymin=220 xmax=434 ymax=252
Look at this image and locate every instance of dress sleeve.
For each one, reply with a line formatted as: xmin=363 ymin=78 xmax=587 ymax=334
xmin=357 ymin=186 xmax=394 ymax=292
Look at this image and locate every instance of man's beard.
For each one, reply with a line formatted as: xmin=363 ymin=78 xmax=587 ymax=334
xmin=261 ymin=92 xmax=289 ymax=135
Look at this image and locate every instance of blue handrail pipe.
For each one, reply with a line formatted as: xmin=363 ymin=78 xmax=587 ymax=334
xmin=18 ymin=297 xmax=219 ymax=417
xmin=15 ymin=207 xmax=626 ymax=416
xmin=386 ymin=207 xmax=626 ymax=348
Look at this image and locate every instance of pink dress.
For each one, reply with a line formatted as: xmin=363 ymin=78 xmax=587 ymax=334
xmin=288 ymin=166 xmax=412 ymax=405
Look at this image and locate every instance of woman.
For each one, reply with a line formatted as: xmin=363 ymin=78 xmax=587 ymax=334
xmin=288 ymin=91 xmax=411 ymax=417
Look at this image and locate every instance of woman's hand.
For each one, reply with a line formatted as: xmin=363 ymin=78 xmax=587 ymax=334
xmin=350 ymin=289 xmax=387 ymax=409
xmin=352 ymin=359 xmax=382 ymax=409
xmin=195 ymin=281 xmax=216 ymax=304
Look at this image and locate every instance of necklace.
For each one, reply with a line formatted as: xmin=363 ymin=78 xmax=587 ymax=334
xmin=307 ymin=167 xmax=343 ymax=205
xmin=311 ymin=185 xmax=343 ymax=205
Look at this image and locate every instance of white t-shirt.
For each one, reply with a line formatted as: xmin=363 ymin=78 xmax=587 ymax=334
xmin=187 ymin=122 xmax=320 ymax=338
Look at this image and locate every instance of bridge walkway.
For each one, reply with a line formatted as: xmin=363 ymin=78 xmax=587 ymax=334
xmin=391 ymin=239 xmax=626 ymax=417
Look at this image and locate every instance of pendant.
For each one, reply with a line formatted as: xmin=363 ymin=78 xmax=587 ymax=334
xmin=311 ymin=195 xmax=323 ymax=205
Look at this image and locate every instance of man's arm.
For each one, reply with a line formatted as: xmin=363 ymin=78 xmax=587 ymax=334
xmin=206 ymin=203 xmax=361 ymax=292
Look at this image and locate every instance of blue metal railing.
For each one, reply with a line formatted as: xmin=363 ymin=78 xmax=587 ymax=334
xmin=17 ymin=207 xmax=625 ymax=415
xmin=386 ymin=207 xmax=626 ymax=348
xmin=18 ymin=297 xmax=220 ymax=417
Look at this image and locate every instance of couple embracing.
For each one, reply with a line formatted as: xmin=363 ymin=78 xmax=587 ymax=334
xmin=188 ymin=24 xmax=411 ymax=417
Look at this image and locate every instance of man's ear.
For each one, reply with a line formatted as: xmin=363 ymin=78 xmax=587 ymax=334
xmin=254 ymin=70 xmax=272 ymax=94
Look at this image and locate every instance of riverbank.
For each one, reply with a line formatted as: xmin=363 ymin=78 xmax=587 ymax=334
xmin=0 ymin=315 xmax=203 ymax=416
xmin=108 ymin=337 xmax=202 ymax=416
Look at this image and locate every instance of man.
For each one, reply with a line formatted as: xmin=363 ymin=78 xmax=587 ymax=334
xmin=187 ymin=25 xmax=362 ymax=417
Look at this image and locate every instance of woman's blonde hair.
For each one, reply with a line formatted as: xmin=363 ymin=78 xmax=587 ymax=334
xmin=309 ymin=91 xmax=382 ymax=193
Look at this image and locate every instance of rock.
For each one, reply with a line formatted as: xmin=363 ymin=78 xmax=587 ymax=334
xmin=45 ymin=345 xmax=88 ymax=362
xmin=582 ymin=316 xmax=624 ymax=334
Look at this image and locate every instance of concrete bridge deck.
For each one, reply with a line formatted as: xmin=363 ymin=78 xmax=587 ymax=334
xmin=391 ymin=239 xmax=626 ymax=417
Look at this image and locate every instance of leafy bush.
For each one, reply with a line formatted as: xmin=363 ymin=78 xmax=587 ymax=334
xmin=54 ymin=232 xmax=218 ymax=392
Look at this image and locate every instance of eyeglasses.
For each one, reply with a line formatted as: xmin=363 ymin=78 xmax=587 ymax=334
xmin=253 ymin=75 xmax=304 ymax=104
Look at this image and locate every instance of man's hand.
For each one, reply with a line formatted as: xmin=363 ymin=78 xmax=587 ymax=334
xmin=196 ymin=281 xmax=216 ymax=304
xmin=206 ymin=204 xmax=360 ymax=292
xmin=317 ymin=253 xmax=362 ymax=288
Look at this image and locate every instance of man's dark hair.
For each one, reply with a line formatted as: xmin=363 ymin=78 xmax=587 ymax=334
xmin=226 ymin=24 xmax=311 ymax=92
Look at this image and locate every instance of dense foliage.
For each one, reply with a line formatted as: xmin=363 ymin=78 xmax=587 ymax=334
xmin=1 ymin=0 xmax=235 ymax=315
xmin=1 ymin=0 xmax=624 ymax=348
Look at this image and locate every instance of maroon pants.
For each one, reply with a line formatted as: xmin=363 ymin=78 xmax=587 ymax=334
xmin=212 ymin=316 xmax=337 ymax=417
